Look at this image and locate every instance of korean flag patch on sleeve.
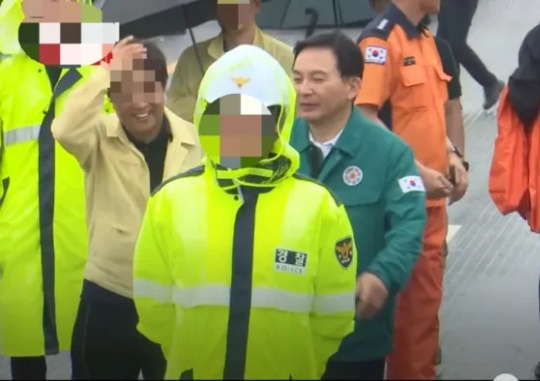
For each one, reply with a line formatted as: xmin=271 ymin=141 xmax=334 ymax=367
xmin=398 ymin=176 xmax=426 ymax=193
xmin=365 ymin=46 xmax=387 ymax=65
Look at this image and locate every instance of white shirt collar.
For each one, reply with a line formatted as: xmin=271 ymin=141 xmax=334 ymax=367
xmin=308 ymin=129 xmax=344 ymax=159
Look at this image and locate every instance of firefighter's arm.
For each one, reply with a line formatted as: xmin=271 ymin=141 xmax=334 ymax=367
xmin=51 ymin=67 xmax=107 ymax=168
xmin=355 ymin=36 xmax=393 ymax=127
xmin=446 ymin=98 xmax=465 ymax=155
xmin=311 ymin=193 xmax=357 ymax=378
xmin=368 ymin=143 xmax=427 ymax=294
xmin=437 ymin=37 xmax=465 ymax=155
xmin=133 ymin=191 xmax=175 ymax=356
xmin=166 ymin=49 xmax=198 ymax=123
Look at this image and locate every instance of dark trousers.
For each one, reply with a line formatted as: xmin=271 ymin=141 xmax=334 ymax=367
xmin=322 ymin=358 xmax=386 ymax=380
xmin=71 ymin=291 xmax=166 ymax=380
xmin=11 ymin=356 xmax=47 ymax=380
xmin=437 ymin=0 xmax=498 ymax=88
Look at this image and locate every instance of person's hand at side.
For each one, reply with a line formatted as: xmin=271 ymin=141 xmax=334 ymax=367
xmin=447 ymin=152 xmax=468 ymax=205
xmin=417 ymin=161 xmax=454 ymax=199
xmin=356 ymin=272 xmax=389 ymax=319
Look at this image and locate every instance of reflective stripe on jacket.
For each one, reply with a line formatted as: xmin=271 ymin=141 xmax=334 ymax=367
xmin=133 ymin=165 xmax=358 ymax=380
xmin=0 ymin=53 xmax=113 ymax=356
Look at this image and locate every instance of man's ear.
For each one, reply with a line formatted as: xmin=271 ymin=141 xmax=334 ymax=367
xmin=348 ymin=76 xmax=361 ymax=101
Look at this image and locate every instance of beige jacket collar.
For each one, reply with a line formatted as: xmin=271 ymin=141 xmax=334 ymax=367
xmin=105 ymin=108 xmax=197 ymax=177
xmin=207 ymin=27 xmax=268 ymax=59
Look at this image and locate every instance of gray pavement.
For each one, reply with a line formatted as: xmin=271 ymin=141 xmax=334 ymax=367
xmin=1 ymin=0 xmax=540 ymax=379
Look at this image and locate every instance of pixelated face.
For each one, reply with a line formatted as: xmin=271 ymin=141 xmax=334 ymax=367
xmin=18 ymin=0 xmax=119 ymax=66
xmin=109 ymin=58 xmax=165 ymax=137
xmin=216 ymin=0 xmax=260 ymax=33
xmin=293 ymin=47 xmax=360 ymax=124
xmin=199 ymin=94 xmax=278 ymax=169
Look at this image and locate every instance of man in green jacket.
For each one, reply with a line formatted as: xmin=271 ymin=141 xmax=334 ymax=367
xmin=290 ymin=31 xmax=427 ymax=380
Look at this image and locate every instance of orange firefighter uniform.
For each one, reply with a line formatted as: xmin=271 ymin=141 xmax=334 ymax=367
xmin=355 ymin=3 xmax=450 ymax=379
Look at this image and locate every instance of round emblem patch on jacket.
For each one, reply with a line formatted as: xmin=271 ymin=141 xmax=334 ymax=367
xmin=335 ymin=237 xmax=354 ymax=269
xmin=343 ymin=166 xmax=363 ymax=186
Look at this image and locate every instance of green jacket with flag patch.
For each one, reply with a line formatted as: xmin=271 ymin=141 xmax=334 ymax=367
xmin=290 ymin=106 xmax=427 ymax=361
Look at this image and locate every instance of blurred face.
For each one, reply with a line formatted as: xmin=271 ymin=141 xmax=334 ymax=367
xmin=216 ymin=0 xmax=260 ymax=32
xmin=22 ymin=0 xmax=82 ymax=23
xmin=293 ymin=48 xmax=360 ymax=124
xmin=199 ymin=94 xmax=278 ymax=169
xmin=419 ymin=0 xmax=440 ymax=14
xmin=109 ymin=58 xmax=165 ymax=140
xmin=19 ymin=0 xmax=118 ymax=66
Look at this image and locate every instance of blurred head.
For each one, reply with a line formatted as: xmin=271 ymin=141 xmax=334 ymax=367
xmin=216 ymin=0 xmax=260 ymax=33
xmin=22 ymin=0 xmax=85 ymax=23
xmin=194 ymin=45 xmax=299 ymax=187
xmin=199 ymin=94 xmax=281 ymax=169
xmin=293 ymin=31 xmax=362 ymax=125
xmin=108 ymin=40 xmax=168 ymax=141
xmin=17 ymin=0 xmax=118 ymax=66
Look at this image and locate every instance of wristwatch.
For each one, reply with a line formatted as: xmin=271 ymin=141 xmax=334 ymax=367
xmin=448 ymin=145 xmax=470 ymax=172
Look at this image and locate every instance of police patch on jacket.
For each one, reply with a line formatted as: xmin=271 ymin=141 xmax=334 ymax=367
xmin=275 ymin=248 xmax=307 ymax=275
xmin=335 ymin=237 xmax=354 ymax=269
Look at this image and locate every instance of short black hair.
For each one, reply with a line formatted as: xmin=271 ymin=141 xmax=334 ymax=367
xmin=130 ymin=38 xmax=168 ymax=88
xmin=293 ymin=31 xmax=364 ymax=78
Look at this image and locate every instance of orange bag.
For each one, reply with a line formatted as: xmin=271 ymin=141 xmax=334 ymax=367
xmin=489 ymin=85 xmax=530 ymax=218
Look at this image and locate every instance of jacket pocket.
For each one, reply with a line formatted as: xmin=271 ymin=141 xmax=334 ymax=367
xmin=179 ymin=369 xmax=193 ymax=380
xmin=400 ymin=65 xmax=429 ymax=109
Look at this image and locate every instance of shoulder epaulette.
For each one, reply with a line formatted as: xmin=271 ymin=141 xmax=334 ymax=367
xmin=292 ymin=173 xmax=342 ymax=207
xmin=151 ymin=165 xmax=205 ymax=197
xmin=358 ymin=15 xmax=395 ymax=43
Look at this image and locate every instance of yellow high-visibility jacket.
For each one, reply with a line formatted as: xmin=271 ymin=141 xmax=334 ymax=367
xmin=134 ymin=164 xmax=358 ymax=380
xmin=0 ymin=122 xmax=8 ymax=210
xmin=0 ymin=53 xmax=113 ymax=357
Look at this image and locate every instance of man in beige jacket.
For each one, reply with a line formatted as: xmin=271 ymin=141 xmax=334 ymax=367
xmin=167 ymin=0 xmax=294 ymax=122
xmin=51 ymin=36 xmax=202 ymax=380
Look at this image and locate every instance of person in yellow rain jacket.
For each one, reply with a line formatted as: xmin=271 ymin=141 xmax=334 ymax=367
xmin=133 ymin=44 xmax=358 ymax=380
xmin=0 ymin=0 xmax=113 ymax=378
xmin=167 ymin=0 xmax=294 ymax=122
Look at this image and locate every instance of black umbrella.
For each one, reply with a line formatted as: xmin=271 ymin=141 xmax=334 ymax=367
xmin=97 ymin=0 xmax=216 ymax=40
xmin=258 ymin=0 xmax=377 ymax=37
xmin=96 ymin=0 xmax=215 ymax=73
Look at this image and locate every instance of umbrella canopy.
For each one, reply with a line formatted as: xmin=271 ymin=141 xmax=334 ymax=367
xmin=257 ymin=0 xmax=376 ymax=31
xmin=98 ymin=0 xmax=216 ymax=40
xmin=98 ymin=0 xmax=376 ymax=41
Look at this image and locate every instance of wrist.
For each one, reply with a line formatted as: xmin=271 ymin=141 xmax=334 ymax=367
xmin=447 ymin=150 xmax=470 ymax=172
